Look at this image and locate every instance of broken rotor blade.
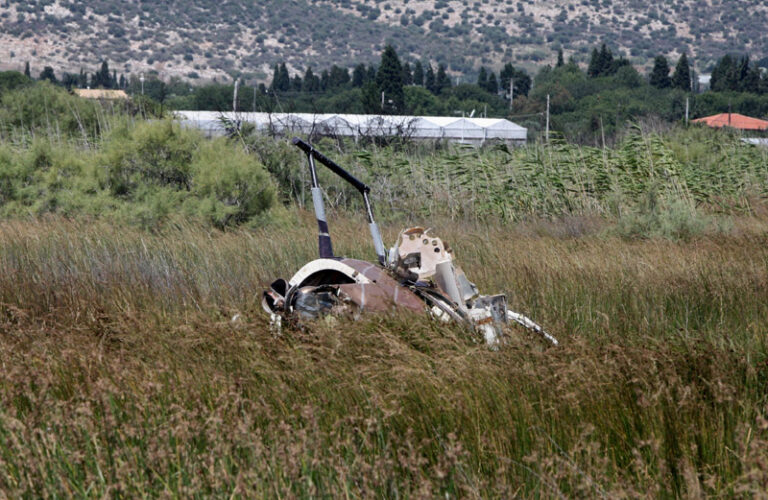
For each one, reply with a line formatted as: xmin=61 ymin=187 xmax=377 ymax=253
xmin=507 ymin=311 xmax=558 ymax=346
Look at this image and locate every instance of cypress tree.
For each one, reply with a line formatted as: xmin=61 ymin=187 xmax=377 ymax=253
xmin=306 ymin=67 xmax=321 ymax=92
xmin=352 ymin=63 xmax=366 ymax=87
xmin=424 ymin=63 xmax=436 ymax=93
xmin=278 ymin=63 xmax=290 ymax=91
xmin=487 ymin=72 xmax=498 ymax=94
xmin=587 ymin=48 xmax=601 ymax=77
xmin=24 ymin=61 xmax=30 ymax=78
xmin=672 ymin=53 xmax=691 ymax=91
xmin=477 ymin=66 xmax=488 ymax=89
xmin=402 ymin=62 xmax=413 ymax=85
xmin=597 ymin=43 xmax=614 ymax=75
xmin=556 ymin=48 xmax=565 ymax=68
xmin=412 ymin=61 xmax=424 ymax=86
xmin=269 ymin=64 xmax=280 ymax=91
xmin=649 ymin=55 xmax=672 ymax=89
xmin=435 ymin=63 xmax=451 ymax=94
xmin=360 ymin=81 xmax=380 ymax=114
xmin=375 ymin=44 xmax=404 ymax=113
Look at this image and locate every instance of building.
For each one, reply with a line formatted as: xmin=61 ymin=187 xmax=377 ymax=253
xmin=175 ymin=111 xmax=528 ymax=146
xmin=692 ymin=113 xmax=768 ymax=131
xmin=73 ymin=89 xmax=129 ymax=100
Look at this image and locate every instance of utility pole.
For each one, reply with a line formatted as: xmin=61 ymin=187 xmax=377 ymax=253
xmin=233 ymin=78 xmax=239 ymax=113
xmin=685 ymin=96 xmax=689 ymax=125
xmin=545 ymin=94 xmax=550 ymax=143
xmin=140 ymin=73 xmax=145 ymax=95
xmin=381 ymin=91 xmax=385 ymax=112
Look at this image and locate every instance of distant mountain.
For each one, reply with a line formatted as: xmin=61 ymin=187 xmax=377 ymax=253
xmin=0 ymin=0 xmax=766 ymax=83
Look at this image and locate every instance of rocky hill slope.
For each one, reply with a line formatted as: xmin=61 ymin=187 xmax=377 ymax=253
xmin=0 ymin=0 xmax=765 ymax=83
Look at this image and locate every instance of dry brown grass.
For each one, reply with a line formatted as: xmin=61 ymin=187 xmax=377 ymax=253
xmin=1 ymin=213 xmax=767 ymax=497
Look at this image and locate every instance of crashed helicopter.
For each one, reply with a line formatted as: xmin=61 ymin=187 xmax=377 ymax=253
xmin=261 ymin=138 xmax=558 ymax=346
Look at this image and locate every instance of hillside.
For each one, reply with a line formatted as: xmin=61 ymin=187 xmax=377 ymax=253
xmin=0 ymin=0 xmax=766 ymax=83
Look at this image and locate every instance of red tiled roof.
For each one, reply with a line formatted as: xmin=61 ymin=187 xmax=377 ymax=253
xmin=692 ymin=113 xmax=768 ymax=131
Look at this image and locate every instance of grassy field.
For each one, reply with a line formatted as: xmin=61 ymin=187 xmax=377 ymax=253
xmin=1 ymin=214 xmax=767 ymax=497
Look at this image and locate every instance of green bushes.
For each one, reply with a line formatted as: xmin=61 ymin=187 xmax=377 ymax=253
xmin=0 ymin=120 xmax=275 ymax=228
xmin=0 ymin=82 xmax=104 ymax=139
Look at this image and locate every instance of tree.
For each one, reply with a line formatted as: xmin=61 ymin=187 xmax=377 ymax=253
xmin=424 ymin=63 xmax=436 ymax=93
xmin=93 ymin=60 xmax=112 ymax=88
xmin=649 ymin=55 xmax=671 ymax=89
xmin=402 ymin=62 xmax=413 ymax=85
xmin=269 ymin=63 xmax=290 ymax=92
xmin=375 ymin=45 xmax=404 ymax=113
xmin=477 ymin=66 xmax=488 ymax=89
xmin=329 ymin=65 xmax=350 ymax=88
xmin=499 ymin=63 xmax=531 ymax=96
xmin=291 ymin=74 xmax=303 ymax=91
xmin=412 ymin=61 xmax=424 ymax=86
xmin=587 ymin=44 xmax=616 ymax=77
xmin=556 ymin=48 xmax=565 ymax=68
xmin=360 ymin=81 xmax=380 ymax=114
xmin=39 ymin=66 xmax=57 ymax=84
xmin=78 ymin=68 xmax=87 ymax=88
xmin=672 ymin=53 xmax=691 ymax=91
xmin=587 ymin=48 xmax=601 ymax=77
xmin=352 ymin=63 xmax=366 ymax=87
xmin=24 ymin=62 xmax=30 ymax=78
xmin=486 ymin=72 xmax=498 ymax=94
xmin=435 ymin=63 xmax=451 ymax=94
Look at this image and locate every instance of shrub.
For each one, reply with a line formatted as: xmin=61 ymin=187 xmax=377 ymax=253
xmin=188 ymin=137 xmax=275 ymax=227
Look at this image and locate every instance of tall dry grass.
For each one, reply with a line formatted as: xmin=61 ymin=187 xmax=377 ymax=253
xmin=1 ymin=214 xmax=768 ymax=497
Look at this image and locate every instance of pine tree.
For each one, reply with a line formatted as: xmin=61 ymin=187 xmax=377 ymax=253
xmin=435 ymin=63 xmax=451 ymax=94
xmin=412 ymin=61 xmax=424 ymax=86
xmin=649 ymin=55 xmax=672 ymax=89
xmin=375 ymin=44 xmax=404 ymax=113
xmin=672 ymin=53 xmax=691 ymax=91
xmin=424 ymin=63 xmax=436 ymax=93
xmin=556 ymin=48 xmax=565 ymax=68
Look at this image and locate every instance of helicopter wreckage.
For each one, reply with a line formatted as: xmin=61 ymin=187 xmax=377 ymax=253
xmin=262 ymin=138 xmax=558 ymax=346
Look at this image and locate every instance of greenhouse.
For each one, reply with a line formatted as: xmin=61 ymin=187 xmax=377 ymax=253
xmin=175 ymin=111 xmax=527 ymax=145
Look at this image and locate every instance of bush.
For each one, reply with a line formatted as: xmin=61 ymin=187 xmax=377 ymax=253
xmin=188 ymin=138 xmax=275 ymax=227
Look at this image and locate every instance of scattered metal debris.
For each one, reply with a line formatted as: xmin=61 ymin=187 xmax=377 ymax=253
xmin=262 ymin=138 xmax=557 ymax=346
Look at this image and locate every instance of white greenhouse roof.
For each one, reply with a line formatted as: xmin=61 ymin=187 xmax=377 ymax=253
xmin=175 ymin=111 xmax=527 ymax=143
